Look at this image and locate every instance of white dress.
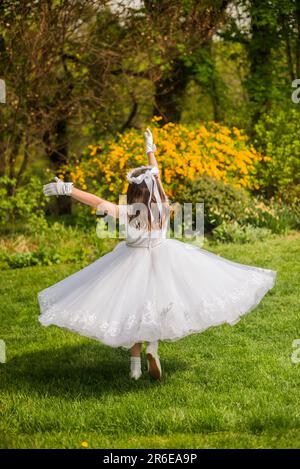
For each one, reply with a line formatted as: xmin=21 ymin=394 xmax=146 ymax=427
xmin=38 ymin=206 xmax=276 ymax=350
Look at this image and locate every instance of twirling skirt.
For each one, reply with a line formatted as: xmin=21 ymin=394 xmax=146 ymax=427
xmin=38 ymin=239 xmax=276 ymax=349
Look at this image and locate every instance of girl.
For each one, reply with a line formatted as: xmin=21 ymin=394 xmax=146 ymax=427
xmin=39 ymin=128 xmax=276 ymax=381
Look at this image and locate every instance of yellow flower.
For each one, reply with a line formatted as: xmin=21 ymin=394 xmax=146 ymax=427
xmin=151 ymin=115 xmax=163 ymax=122
xmin=67 ymin=121 xmax=263 ymax=198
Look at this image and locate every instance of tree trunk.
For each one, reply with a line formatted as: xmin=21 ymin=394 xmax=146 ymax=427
xmin=210 ymin=75 xmax=221 ymax=122
xmin=246 ymin=0 xmax=276 ymax=131
xmin=280 ymin=13 xmax=295 ymax=81
xmin=43 ymin=117 xmax=72 ymax=215
xmin=153 ymin=58 xmax=190 ymax=123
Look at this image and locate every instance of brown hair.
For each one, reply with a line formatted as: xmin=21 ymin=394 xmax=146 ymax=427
xmin=126 ymin=166 xmax=169 ymax=230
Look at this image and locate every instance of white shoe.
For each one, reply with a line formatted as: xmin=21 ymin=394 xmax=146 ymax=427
xmin=129 ymin=356 xmax=142 ymax=380
xmin=145 ymin=341 xmax=162 ymax=380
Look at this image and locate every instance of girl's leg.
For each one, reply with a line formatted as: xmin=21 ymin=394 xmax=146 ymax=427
xmin=129 ymin=342 xmax=143 ymax=380
xmin=131 ymin=342 xmax=143 ymax=357
xmin=146 ymin=340 xmax=158 ymax=354
xmin=145 ymin=341 xmax=161 ymax=380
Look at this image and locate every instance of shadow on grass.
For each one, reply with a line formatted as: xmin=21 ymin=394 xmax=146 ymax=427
xmin=1 ymin=342 xmax=187 ymax=399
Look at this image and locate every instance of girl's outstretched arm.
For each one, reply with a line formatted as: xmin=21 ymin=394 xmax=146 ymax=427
xmin=43 ymin=177 xmax=119 ymax=218
xmin=71 ymin=187 xmax=118 ymax=217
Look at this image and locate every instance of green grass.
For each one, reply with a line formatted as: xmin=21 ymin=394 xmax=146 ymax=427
xmin=1 ymin=233 xmax=300 ymax=449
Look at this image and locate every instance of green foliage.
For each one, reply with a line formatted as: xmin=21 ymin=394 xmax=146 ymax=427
xmin=4 ymin=249 xmax=61 ymax=269
xmin=71 ymin=202 xmax=97 ymax=229
xmin=254 ymin=108 xmax=300 ymax=202
xmin=0 ymin=176 xmax=47 ymax=233
xmin=244 ymin=197 xmax=300 ymax=234
xmin=219 ymin=0 xmax=294 ymax=130
xmin=0 ymin=222 xmax=118 ymax=270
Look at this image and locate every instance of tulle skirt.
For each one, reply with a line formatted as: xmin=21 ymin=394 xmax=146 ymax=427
xmin=38 ymin=239 xmax=276 ymax=349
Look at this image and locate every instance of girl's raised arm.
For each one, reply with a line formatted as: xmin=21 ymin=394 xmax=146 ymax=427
xmin=144 ymin=128 xmax=159 ymax=168
xmin=43 ymin=177 xmax=119 ymax=218
xmin=144 ymin=127 xmax=168 ymax=201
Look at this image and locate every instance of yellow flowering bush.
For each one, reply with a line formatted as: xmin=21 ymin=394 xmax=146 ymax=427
xmin=66 ymin=117 xmax=266 ymax=201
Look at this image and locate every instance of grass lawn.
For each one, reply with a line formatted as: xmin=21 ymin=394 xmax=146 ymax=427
xmin=1 ymin=233 xmax=300 ymax=449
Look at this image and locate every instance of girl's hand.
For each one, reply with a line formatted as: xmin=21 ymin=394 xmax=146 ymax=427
xmin=43 ymin=177 xmax=73 ymax=196
xmin=144 ymin=127 xmax=157 ymax=154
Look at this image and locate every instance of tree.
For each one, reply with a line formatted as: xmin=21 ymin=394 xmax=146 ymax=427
xmin=0 ymin=0 xmax=99 ymax=201
xmin=0 ymin=0 xmax=128 ymax=212
xmin=142 ymin=0 xmax=230 ymax=123
xmin=220 ymin=0 xmax=300 ymax=131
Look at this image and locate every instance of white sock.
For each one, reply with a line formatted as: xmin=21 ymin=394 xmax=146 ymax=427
xmin=130 ymin=356 xmax=141 ymax=374
xmin=130 ymin=356 xmax=141 ymax=366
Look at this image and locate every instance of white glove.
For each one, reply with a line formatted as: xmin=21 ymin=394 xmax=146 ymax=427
xmin=43 ymin=176 xmax=73 ymax=196
xmin=144 ymin=127 xmax=157 ymax=154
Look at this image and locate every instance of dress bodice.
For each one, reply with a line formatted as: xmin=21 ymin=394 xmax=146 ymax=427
xmin=125 ymin=225 xmax=167 ymax=248
xmin=118 ymin=204 xmax=167 ymax=249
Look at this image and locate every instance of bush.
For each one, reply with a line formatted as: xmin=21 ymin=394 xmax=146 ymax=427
xmin=0 ymin=176 xmax=47 ymax=233
xmin=4 ymin=249 xmax=61 ymax=269
xmin=63 ymin=118 xmax=265 ymax=203
xmin=212 ymin=221 xmax=274 ymax=244
xmin=244 ymin=197 xmax=300 ymax=234
xmin=175 ymin=176 xmax=299 ymax=235
xmin=176 ymin=175 xmax=251 ymax=232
